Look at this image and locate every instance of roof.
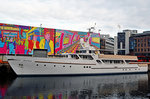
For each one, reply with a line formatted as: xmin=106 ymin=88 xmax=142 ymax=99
xmin=132 ymin=31 xmax=150 ymax=37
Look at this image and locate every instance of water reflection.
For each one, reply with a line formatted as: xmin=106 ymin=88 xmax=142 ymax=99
xmin=1 ymin=73 xmax=149 ymax=99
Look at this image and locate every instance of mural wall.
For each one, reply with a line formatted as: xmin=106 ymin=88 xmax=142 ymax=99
xmin=0 ymin=23 xmax=54 ymax=55
xmin=0 ymin=23 xmax=100 ymax=55
xmin=89 ymin=33 xmax=100 ymax=49
xmin=55 ymin=29 xmax=81 ymax=54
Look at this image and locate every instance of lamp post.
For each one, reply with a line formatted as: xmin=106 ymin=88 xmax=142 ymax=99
xmin=40 ymin=24 xmax=42 ymax=36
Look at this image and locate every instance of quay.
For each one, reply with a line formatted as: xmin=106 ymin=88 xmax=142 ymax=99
xmin=0 ymin=55 xmax=11 ymax=75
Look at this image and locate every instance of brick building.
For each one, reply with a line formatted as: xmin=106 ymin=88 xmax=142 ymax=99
xmin=130 ymin=31 xmax=150 ymax=61
xmin=131 ymin=31 xmax=150 ymax=56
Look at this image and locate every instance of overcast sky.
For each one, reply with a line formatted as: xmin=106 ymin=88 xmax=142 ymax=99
xmin=0 ymin=0 xmax=150 ymax=37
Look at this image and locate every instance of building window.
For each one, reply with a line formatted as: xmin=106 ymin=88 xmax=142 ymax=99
xmin=134 ymin=49 xmax=137 ymax=52
xmin=141 ymin=44 xmax=143 ymax=47
xmin=148 ymin=39 xmax=150 ymax=46
xmin=141 ymin=48 xmax=143 ymax=52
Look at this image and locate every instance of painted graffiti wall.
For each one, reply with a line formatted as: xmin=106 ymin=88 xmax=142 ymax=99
xmin=55 ymin=29 xmax=80 ymax=54
xmin=89 ymin=33 xmax=100 ymax=49
xmin=0 ymin=23 xmax=100 ymax=55
xmin=0 ymin=23 xmax=54 ymax=55
xmin=55 ymin=30 xmax=100 ymax=54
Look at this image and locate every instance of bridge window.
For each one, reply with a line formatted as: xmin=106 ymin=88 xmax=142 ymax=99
xmin=125 ymin=60 xmax=137 ymax=64
xmin=102 ymin=60 xmax=124 ymax=64
xmin=79 ymin=55 xmax=94 ymax=60
xmin=71 ymin=54 xmax=79 ymax=59
xmin=96 ymin=60 xmax=102 ymax=64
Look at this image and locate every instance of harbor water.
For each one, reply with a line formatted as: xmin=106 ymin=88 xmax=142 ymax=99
xmin=0 ymin=73 xmax=150 ymax=99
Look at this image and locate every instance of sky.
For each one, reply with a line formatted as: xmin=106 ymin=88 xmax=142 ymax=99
xmin=0 ymin=0 xmax=150 ymax=37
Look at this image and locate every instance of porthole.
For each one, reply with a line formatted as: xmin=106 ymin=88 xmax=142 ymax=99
xmin=63 ymin=65 xmax=65 ymax=67
xmin=36 ymin=64 xmax=38 ymax=66
xmin=84 ymin=66 xmax=85 ymax=68
xmin=44 ymin=64 xmax=46 ymax=66
xmin=54 ymin=65 xmax=56 ymax=67
xmin=70 ymin=66 xmax=71 ymax=68
xmin=89 ymin=66 xmax=91 ymax=68
xmin=86 ymin=66 xmax=88 ymax=68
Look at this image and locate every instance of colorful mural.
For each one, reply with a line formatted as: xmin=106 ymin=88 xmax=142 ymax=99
xmin=0 ymin=23 xmax=100 ymax=55
xmin=55 ymin=29 xmax=80 ymax=54
xmin=89 ymin=33 xmax=100 ymax=49
xmin=0 ymin=23 xmax=54 ymax=55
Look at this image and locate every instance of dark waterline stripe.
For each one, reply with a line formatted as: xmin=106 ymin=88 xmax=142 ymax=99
xmin=16 ymin=72 xmax=147 ymax=77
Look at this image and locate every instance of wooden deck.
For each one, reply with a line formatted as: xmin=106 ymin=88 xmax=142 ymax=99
xmin=98 ymin=54 xmax=137 ymax=60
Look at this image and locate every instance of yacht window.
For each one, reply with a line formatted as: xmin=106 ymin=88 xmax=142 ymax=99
xmin=81 ymin=50 xmax=86 ymax=53
xmin=79 ymin=55 xmax=94 ymax=60
xmin=71 ymin=54 xmax=79 ymax=59
xmin=114 ymin=60 xmax=124 ymax=64
xmin=78 ymin=50 xmax=87 ymax=53
xmin=102 ymin=60 xmax=124 ymax=64
xmin=54 ymin=55 xmax=68 ymax=58
xmin=89 ymin=50 xmax=96 ymax=54
xmin=89 ymin=50 xmax=91 ymax=53
xmin=125 ymin=60 xmax=137 ymax=63
xmin=76 ymin=50 xmax=79 ymax=53
xmin=96 ymin=60 xmax=102 ymax=64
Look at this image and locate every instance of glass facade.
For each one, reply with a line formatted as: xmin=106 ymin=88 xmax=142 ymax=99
xmin=117 ymin=33 xmax=125 ymax=49
xmin=118 ymin=50 xmax=125 ymax=55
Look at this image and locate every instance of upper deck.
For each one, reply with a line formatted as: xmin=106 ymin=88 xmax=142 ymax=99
xmin=98 ymin=54 xmax=137 ymax=60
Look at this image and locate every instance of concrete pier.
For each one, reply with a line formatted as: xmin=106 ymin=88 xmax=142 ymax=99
xmin=0 ymin=55 xmax=12 ymax=75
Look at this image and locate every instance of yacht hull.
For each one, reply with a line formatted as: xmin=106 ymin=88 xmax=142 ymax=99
xmin=6 ymin=55 xmax=148 ymax=76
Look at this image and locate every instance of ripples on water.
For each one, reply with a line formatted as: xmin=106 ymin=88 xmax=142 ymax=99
xmin=0 ymin=73 xmax=150 ymax=99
